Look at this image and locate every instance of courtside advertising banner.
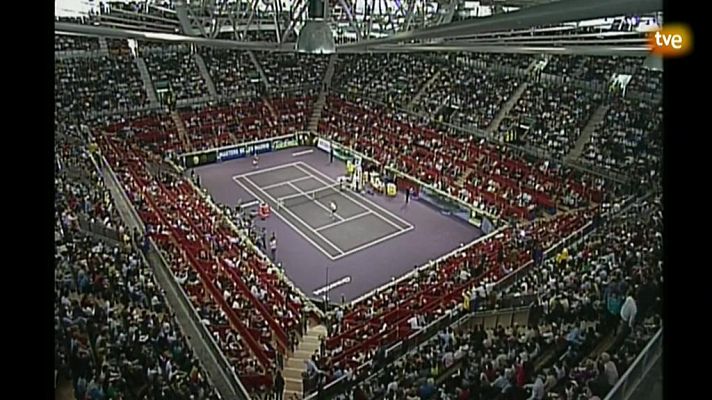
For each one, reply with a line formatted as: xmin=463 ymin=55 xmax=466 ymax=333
xmin=317 ymin=138 xmax=332 ymax=152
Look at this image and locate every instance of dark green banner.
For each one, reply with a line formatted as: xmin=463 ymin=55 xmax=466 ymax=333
xmin=183 ymin=150 xmax=217 ymax=168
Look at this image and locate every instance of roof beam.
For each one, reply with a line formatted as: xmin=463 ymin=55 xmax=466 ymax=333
xmin=338 ymin=0 xmax=661 ymax=50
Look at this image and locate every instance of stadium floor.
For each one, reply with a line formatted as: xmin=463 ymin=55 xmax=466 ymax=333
xmin=194 ymin=146 xmax=482 ymax=302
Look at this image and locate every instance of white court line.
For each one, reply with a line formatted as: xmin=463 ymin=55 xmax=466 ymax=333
xmin=260 ymin=175 xmax=313 ymax=190
xmin=293 ymin=162 xmax=414 ymax=232
xmin=292 ymin=149 xmax=314 ymax=157
xmin=240 ymin=200 xmax=259 ymax=209
xmin=285 ymin=182 xmax=344 ymax=221
xmin=338 ymin=225 xmax=414 ymax=259
xmin=241 ymin=176 xmax=347 ymax=256
xmin=232 ymin=176 xmax=340 ymax=260
xmin=313 ymin=276 xmax=351 ymax=296
xmin=315 ymin=211 xmax=372 ymax=232
xmin=234 ymin=162 xmax=302 ymax=178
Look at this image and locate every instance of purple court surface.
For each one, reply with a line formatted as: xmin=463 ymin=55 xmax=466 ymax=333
xmin=193 ymin=146 xmax=482 ymax=302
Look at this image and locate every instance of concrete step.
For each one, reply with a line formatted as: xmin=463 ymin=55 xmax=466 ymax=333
xmin=170 ymin=110 xmax=192 ymax=152
xmin=300 ymin=336 xmax=321 ymax=344
xmin=248 ymin=50 xmax=272 ymax=94
xmin=193 ymin=52 xmax=218 ymax=97
xmin=292 ymin=349 xmax=316 ymax=359
xmin=134 ymin=56 xmax=160 ymax=107
xmin=565 ymin=104 xmax=610 ymax=161
xmin=486 ymin=81 xmax=529 ymax=136
xmin=285 ymin=389 xmax=302 ymax=399
xmin=407 ymin=69 xmax=441 ymax=111
xmin=283 ymin=367 xmax=304 ymax=380
xmin=285 ymin=376 xmax=302 ymax=390
xmin=308 ymin=325 xmax=327 ymax=335
xmin=98 ymin=37 xmax=109 ymax=53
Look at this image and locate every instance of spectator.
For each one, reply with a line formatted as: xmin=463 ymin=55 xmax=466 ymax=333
xmin=620 ymin=290 xmax=638 ymax=329
xmin=274 ymin=370 xmax=285 ymax=400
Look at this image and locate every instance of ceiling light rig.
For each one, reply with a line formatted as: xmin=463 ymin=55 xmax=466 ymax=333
xmin=296 ymin=0 xmax=336 ymax=54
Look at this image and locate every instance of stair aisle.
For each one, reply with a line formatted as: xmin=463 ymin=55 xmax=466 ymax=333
xmin=193 ymin=52 xmax=218 ymax=97
xmin=308 ymin=54 xmax=337 ymax=134
xmin=485 ymin=82 xmax=529 ymax=136
xmin=170 ymin=111 xmax=193 ymax=152
xmin=565 ymin=104 xmax=610 ymax=162
xmin=135 ymin=56 xmax=160 ymax=107
xmin=283 ymin=324 xmax=327 ymax=399
xmin=407 ymin=69 xmax=442 ymax=111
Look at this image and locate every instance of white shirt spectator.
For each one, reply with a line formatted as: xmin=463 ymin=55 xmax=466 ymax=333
xmin=620 ymin=295 xmax=637 ymax=327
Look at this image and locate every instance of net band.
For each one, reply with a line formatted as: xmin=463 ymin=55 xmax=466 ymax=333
xmin=277 ymin=183 xmax=345 ymax=209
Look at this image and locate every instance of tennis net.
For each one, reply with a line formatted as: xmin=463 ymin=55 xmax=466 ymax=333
xmin=276 ymin=183 xmax=345 ymax=210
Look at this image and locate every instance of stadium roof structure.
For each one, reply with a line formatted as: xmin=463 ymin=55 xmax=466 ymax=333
xmin=56 ymin=0 xmax=662 ymax=55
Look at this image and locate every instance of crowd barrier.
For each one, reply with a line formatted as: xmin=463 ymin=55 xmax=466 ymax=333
xmin=604 ymin=328 xmax=663 ymax=400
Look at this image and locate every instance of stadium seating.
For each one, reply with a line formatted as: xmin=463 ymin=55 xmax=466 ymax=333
xmin=319 ymin=210 xmax=592 ymax=372
xmin=143 ymin=48 xmax=209 ymax=101
xmin=332 ymin=54 xmax=393 ymax=95
xmin=544 ymin=56 xmax=640 ymax=84
xmin=178 ymin=96 xmax=312 ymax=151
xmin=100 ymin=111 xmax=184 ymax=153
xmin=55 ymin=35 xmax=100 ymax=52
xmin=502 ymin=82 xmax=600 ymax=158
xmin=55 ymin=56 xmax=148 ymax=118
xmin=54 ymin=125 xmax=219 ymax=400
xmin=582 ymin=98 xmax=663 ymax=177
xmin=53 ymin=43 xmax=664 ymax=400
xmin=201 ymin=48 xmax=262 ymax=98
xmin=257 ymin=53 xmax=329 ymax=96
xmin=339 ymin=197 xmax=661 ymax=400
xmin=319 ymin=95 xmax=605 ymax=220
xmin=98 ymin=137 xmax=308 ymax=390
xmin=627 ymin=68 xmax=663 ymax=97
xmin=414 ymin=65 xmax=522 ymax=130
xmin=355 ymin=54 xmax=440 ymax=106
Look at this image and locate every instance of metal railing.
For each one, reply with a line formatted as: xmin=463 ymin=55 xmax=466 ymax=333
xmin=604 ymin=328 xmax=662 ymax=400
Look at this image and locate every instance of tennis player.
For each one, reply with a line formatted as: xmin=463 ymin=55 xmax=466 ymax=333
xmin=252 ymin=154 xmax=259 ymax=169
xmin=329 ymin=201 xmax=338 ymax=219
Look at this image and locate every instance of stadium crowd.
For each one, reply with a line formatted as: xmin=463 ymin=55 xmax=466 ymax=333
xmin=626 ymin=68 xmax=663 ymax=98
xmin=360 ymin=54 xmax=441 ymax=107
xmin=98 ymin=136 xmax=310 ymax=391
xmin=177 ymin=95 xmax=312 ymax=151
xmin=143 ymin=47 xmax=209 ymax=102
xmin=320 ymin=95 xmax=606 ymax=220
xmin=310 ymin=210 xmax=592 ymax=379
xmin=201 ymin=48 xmax=262 ymax=98
xmin=414 ymin=66 xmax=522 ymax=130
xmin=307 ymin=195 xmax=660 ymax=400
xmin=55 ymin=123 xmax=219 ymax=400
xmin=258 ymin=53 xmax=329 ymax=96
xmin=582 ymin=98 xmax=662 ymax=180
xmin=56 ymin=34 xmax=100 ymax=52
xmin=503 ymin=83 xmax=600 ymax=158
xmin=55 ymin=55 xmax=149 ymax=118
xmin=54 ymin=43 xmax=664 ymax=400
xmin=543 ymin=56 xmax=640 ymax=85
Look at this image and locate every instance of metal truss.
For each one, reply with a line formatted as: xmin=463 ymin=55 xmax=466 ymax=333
xmin=57 ymin=0 xmax=661 ymax=55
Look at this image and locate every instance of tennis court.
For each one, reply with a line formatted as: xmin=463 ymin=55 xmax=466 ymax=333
xmin=233 ymin=161 xmax=413 ymax=260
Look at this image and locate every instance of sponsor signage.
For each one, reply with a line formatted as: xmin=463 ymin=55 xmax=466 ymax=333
xmin=273 ymin=136 xmax=300 ymax=151
xmin=317 ymin=138 xmax=332 ymax=152
xmin=217 ymin=140 xmax=273 ymax=161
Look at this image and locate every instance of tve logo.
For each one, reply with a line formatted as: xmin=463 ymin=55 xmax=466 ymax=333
xmin=648 ymin=24 xmax=693 ymax=57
